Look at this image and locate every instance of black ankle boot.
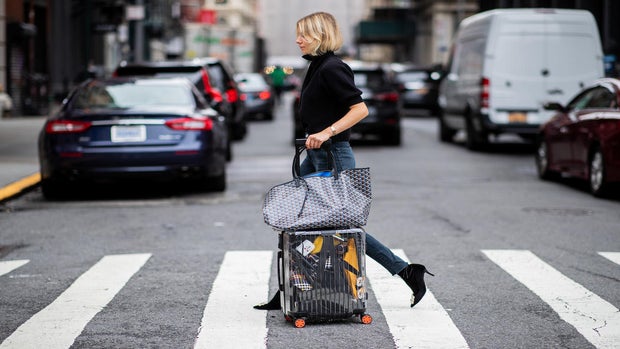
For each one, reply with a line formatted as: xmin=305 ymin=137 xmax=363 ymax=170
xmin=253 ymin=291 xmax=281 ymax=310
xmin=398 ymin=264 xmax=434 ymax=308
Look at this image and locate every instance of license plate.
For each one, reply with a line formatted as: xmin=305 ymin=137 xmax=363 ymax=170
xmin=508 ymin=112 xmax=527 ymax=123
xmin=111 ymin=125 xmax=146 ymax=143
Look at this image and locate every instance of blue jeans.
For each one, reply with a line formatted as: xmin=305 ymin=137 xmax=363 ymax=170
xmin=300 ymin=141 xmax=409 ymax=275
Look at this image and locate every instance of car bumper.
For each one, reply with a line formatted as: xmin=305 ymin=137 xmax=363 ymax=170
xmin=353 ymin=106 xmax=400 ymax=135
xmin=243 ymin=100 xmax=274 ymax=117
xmin=479 ymin=112 xmax=540 ymax=135
xmin=40 ymin=148 xmax=225 ymax=182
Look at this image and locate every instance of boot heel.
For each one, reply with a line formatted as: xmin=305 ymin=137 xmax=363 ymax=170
xmin=398 ymin=263 xmax=434 ymax=308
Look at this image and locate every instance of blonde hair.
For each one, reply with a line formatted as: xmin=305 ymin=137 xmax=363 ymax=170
xmin=296 ymin=12 xmax=343 ymax=56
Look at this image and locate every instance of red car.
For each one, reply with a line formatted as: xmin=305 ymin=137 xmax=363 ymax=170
xmin=536 ymin=78 xmax=620 ymax=197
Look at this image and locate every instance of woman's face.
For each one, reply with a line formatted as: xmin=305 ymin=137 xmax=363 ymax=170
xmin=296 ymin=33 xmax=313 ymax=55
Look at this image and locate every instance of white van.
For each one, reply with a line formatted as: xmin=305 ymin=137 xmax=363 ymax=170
xmin=438 ymin=8 xmax=604 ymax=150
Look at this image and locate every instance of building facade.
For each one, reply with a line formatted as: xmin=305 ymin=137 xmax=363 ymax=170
xmin=0 ymin=0 xmax=617 ymax=116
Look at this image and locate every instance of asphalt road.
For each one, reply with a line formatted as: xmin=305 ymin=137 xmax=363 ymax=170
xmin=1 ymin=95 xmax=619 ymax=348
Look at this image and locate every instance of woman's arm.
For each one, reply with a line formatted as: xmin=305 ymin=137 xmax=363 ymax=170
xmin=305 ymin=101 xmax=368 ymax=149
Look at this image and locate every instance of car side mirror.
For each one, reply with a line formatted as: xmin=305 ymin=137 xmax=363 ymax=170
xmin=543 ymin=102 xmax=566 ymax=112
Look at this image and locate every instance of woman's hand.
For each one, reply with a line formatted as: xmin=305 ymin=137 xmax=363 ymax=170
xmin=306 ymin=130 xmax=331 ymax=149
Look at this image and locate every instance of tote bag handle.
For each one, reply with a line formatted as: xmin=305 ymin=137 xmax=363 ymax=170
xmin=292 ymin=138 xmax=339 ymax=180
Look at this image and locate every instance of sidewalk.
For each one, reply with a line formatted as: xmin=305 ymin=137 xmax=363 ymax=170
xmin=0 ymin=116 xmax=47 ymax=201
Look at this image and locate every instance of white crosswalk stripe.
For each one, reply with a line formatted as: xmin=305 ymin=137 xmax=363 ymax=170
xmin=194 ymin=251 xmax=273 ymax=349
xmin=483 ymin=249 xmax=620 ymax=349
xmin=0 ymin=253 xmax=151 ymax=349
xmin=0 ymin=260 xmax=29 ymax=277
xmin=366 ymin=249 xmax=469 ymax=349
xmin=1 ymin=249 xmax=619 ymax=348
xmin=599 ymin=252 xmax=620 ymax=266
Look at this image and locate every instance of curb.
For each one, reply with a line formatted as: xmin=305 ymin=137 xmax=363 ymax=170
xmin=0 ymin=173 xmax=41 ymax=202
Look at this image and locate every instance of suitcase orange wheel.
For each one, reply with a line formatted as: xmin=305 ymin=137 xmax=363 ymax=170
xmin=294 ymin=318 xmax=306 ymax=328
xmin=361 ymin=314 xmax=373 ymax=324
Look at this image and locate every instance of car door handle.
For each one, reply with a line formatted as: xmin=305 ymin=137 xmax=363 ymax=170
xmin=559 ymin=126 xmax=568 ymax=134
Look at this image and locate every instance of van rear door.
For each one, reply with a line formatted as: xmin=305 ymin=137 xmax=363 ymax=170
xmin=488 ymin=16 xmax=603 ymax=127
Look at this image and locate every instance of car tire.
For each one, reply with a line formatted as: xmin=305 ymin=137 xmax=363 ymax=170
xmin=231 ymin=121 xmax=247 ymax=141
xmin=226 ymin=138 xmax=233 ymax=162
xmin=41 ymin=178 xmax=68 ymax=201
xmin=383 ymin=128 xmax=401 ymax=146
xmin=589 ymin=147 xmax=608 ymax=197
xmin=208 ymin=169 xmax=226 ymax=192
xmin=438 ymin=111 xmax=456 ymax=143
xmin=465 ymin=116 xmax=487 ymax=151
xmin=535 ymin=138 xmax=558 ymax=180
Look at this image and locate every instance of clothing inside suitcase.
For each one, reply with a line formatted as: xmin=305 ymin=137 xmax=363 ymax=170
xmin=283 ymin=230 xmax=367 ymax=319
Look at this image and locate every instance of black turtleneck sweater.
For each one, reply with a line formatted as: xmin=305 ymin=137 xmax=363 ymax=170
xmin=299 ymin=52 xmax=363 ymax=142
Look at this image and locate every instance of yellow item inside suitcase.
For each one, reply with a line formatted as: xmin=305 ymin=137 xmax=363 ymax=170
xmin=310 ymin=235 xmax=324 ymax=254
xmin=309 ymin=234 xmax=360 ymax=298
xmin=343 ymin=237 xmax=360 ymax=298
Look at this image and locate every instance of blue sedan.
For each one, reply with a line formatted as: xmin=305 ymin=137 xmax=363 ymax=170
xmin=38 ymin=77 xmax=228 ymax=199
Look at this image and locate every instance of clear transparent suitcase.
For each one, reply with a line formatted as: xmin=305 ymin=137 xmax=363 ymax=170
xmin=278 ymin=228 xmax=372 ymax=328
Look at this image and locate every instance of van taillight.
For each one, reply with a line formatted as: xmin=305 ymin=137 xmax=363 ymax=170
xmin=45 ymin=120 xmax=92 ymax=134
xmin=165 ymin=117 xmax=213 ymax=131
xmin=481 ymin=77 xmax=490 ymax=109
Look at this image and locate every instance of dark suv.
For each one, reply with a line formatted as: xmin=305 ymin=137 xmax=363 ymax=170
xmin=114 ymin=59 xmax=247 ymax=143
xmin=392 ymin=65 xmax=443 ymax=116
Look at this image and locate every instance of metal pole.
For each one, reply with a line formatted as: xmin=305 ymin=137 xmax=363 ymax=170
xmin=134 ymin=0 xmax=144 ymax=62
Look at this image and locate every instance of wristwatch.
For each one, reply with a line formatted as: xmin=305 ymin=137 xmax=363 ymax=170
xmin=330 ymin=125 xmax=337 ymax=136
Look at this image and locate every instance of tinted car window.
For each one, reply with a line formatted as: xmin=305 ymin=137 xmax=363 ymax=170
xmin=456 ymin=38 xmax=484 ymax=78
xmin=207 ymin=66 xmax=226 ymax=91
xmin=568 ymin=88 xmax=598 ymax=110
xmin=585 ymin=87 xmax=615 ymax=108
xmin=73 ymin=82 xmax=195 ymax=109
xmin=566 ymin=85 xmax=618 ymax=111
xmin=354 ymin=70 xmax=387 ymax=89
xmin=237 ymin=74 xmax=269 ymax=89
xmin=396 ymin=71 xmax=429 ymax=82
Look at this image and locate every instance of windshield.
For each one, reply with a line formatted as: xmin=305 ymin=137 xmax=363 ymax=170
xmin=72 ymin=82 xmax=194 ymax=109
xmin=236 ymin=74 xmax=268 ymax=89
xmin=353 ymin=71 xmax=386 ymax=89
xmin=396 ymin=71 xmax=429 ymax=82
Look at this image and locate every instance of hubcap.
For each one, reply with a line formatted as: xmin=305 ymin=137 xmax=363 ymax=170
xmin=590 ymin=151 xmax=603 ymax=192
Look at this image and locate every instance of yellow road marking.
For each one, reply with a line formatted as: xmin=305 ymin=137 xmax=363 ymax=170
xmin=0 ymin=172 xmax=41 ymax=200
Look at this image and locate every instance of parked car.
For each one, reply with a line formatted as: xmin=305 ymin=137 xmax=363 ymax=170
xmin=234 ymin=72 xmax=275 ymax=120
xmin=38 ymin=77 xmax=228 ymax=199
xmin=114 ymin=58 xmax=247 ymax=143
xmin=292 ymin=61 xmax=401 ymax=145
xmin=535 ymin=78 xmax=620 ymax=197
xmin=438 ymin=8 xmax=604 ymax=150
xmin=348 ymin=60 xmax=401 ymax=145
xmin=392 ymin=65 xmax=443 ymax=116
